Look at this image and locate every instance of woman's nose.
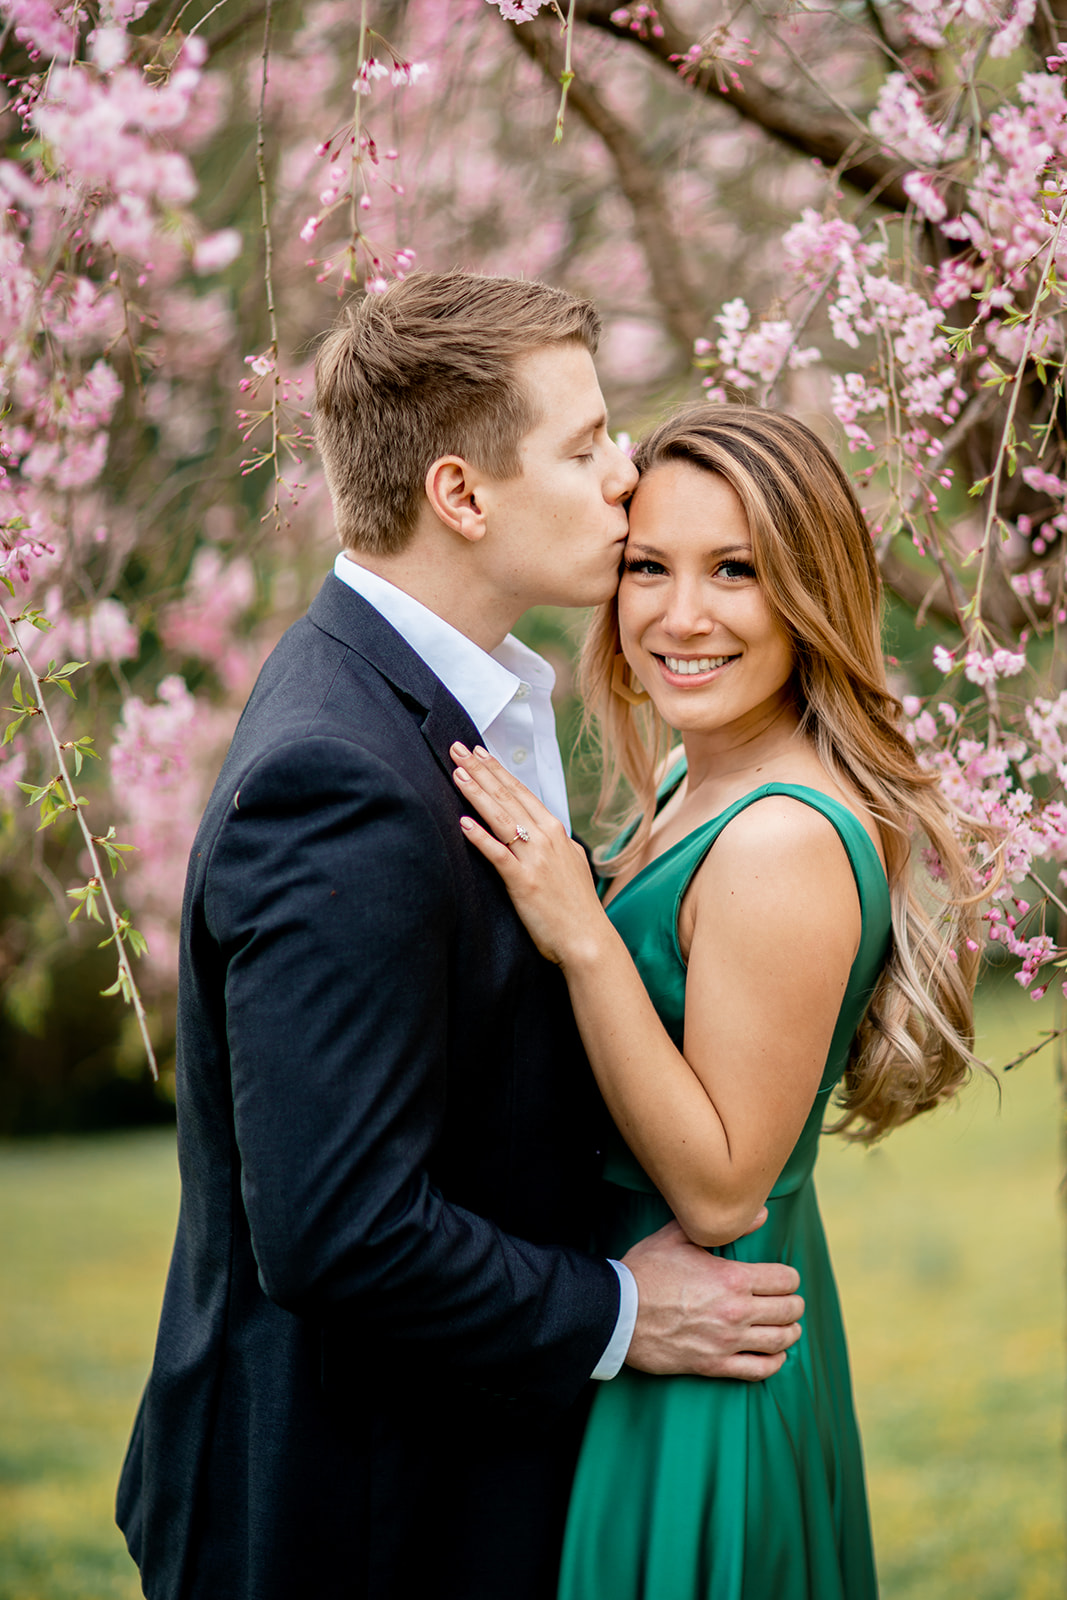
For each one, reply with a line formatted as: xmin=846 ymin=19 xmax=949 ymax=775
xmin=661 ymin=584 xmax=713 ymax=639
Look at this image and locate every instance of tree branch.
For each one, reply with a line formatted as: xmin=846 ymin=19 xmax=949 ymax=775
xmin=515 ymin=19 xmax=706 ymax=353
xmin=573 ymin=1 xmax=912 ymax=213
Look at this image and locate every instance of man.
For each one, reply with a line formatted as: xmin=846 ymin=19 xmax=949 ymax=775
xmin=117 ymin=273 xmax=802 ymax=1600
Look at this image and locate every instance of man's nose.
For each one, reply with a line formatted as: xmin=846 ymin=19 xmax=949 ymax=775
xmin=608 ymin=443 xmax=639 ymax=501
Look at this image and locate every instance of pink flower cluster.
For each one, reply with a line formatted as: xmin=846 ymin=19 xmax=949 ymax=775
xmin=683 ymin=5 xmax=1067 ymax=996
xmin=709 ymin=298 xmax=820 ymax=389
xmin=109 ymin=676 xmax=235 ymax=979
xmin=159 ymin=549 xmax=257 ymax=694
xmin=904 ymin=697 xmax=1067 ymax=993
xmin=0 ymin=15 xmax=233 ymax=588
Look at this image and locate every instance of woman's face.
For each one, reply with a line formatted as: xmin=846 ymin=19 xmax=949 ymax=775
xmin=618 ymin=459 xmax=796 ymax=738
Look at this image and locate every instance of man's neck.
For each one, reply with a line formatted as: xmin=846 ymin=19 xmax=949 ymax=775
xmin=340 ymin=547 xmax=518 ymax=654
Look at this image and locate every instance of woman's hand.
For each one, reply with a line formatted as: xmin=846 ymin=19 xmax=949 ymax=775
xmin=450 ymin=743 xmax=609 ymax=968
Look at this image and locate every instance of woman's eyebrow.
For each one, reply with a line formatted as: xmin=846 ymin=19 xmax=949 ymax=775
xmin=626 ymin=541 xmax=754 ymax=560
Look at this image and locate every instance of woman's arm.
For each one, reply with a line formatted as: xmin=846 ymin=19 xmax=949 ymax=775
xmin=452 ymin=745 xmax=861 ymax=1247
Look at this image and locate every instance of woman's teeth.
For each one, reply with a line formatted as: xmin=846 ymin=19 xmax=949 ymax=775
xmin=663 ymin=655 xmax=733 ymax=675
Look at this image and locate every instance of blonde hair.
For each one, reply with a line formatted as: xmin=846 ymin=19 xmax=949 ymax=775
xmin=581 ymin=402 xmax=998 ymax=1143
xmin=314 ymin=272 xmax=601 ymax=554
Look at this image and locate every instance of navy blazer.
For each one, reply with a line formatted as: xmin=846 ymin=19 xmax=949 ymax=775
xmin=117 ymin=576 xmax=620 ymax=1600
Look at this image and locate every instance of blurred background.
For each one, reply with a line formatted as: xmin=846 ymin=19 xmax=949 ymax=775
xmin=1 ymin=0 xmax=1064 ymax=1593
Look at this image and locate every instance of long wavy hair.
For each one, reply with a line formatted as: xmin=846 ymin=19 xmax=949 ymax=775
xmin=581 ymin=402 xmax=998 ymax=1143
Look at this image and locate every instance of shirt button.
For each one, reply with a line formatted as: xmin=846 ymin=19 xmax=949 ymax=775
xmin=512 ymin=748 xmax=528 ymax=765
xmin=514 ymin=682 xmax=531 ymax=702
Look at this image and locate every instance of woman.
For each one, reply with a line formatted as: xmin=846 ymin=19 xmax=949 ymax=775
xmin=449 ymin=403 xmax=992 ymax=1600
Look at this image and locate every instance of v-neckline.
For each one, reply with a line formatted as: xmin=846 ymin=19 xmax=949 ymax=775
xmin=599 ymin=761 xmax=689 ymax=911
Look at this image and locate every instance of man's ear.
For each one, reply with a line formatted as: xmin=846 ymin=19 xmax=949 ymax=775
xmin=425 ymin=456 xmax=487 ymax=544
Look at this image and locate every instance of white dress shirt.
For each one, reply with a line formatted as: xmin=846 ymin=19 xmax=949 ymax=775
xmin=332 ymin=553 xmax=637 ymax=1379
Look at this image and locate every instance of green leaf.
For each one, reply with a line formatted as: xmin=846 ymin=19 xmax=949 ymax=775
xmin=2 ymin=716 xmax=26 ymax=745
xmin=125 ymin=926 xmax=149 ymax=959
xmin=100 ymin=974 xmax=128 ymax=999
xmin=97 ymin=834 xmax=135 ymax=874
xmin=17 ymin=778 xmax=58 ymax=805
xmin=67 ymin=883 xmax=103 ymax=924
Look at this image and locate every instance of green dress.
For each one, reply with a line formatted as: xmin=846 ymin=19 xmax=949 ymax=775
xmin=559 ymin=774 xmax=890 ymax=1600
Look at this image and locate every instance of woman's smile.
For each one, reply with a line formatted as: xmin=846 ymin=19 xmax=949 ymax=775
xmin=653 ymin=651 xmax=740 ymax=685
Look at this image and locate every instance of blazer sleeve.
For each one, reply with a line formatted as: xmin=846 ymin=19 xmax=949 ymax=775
xmin=201 ymin=733 xmax=620 ymax=1406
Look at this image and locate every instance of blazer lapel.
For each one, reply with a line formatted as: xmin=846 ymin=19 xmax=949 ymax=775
xmin=307 ymin=573 xmax=483 ymax=781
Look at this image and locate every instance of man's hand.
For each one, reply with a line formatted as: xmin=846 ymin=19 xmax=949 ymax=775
xmin=622 ymin=1219 xmax=803 ymax=1382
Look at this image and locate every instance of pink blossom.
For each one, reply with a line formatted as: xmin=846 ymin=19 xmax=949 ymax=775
xmin=964 ymin=647 xmax=1026 ymax=685
xmin=89 ymin=26 xmax=130 ymax=70
xmin=193 ymin=229 xmax=243 ymax=275
xmin=869 ymin=74 xmax=948 ymax=165
xmin=391 ymin=62 xmax=430 ymax=86
xmin=45 ymin=594 xmax=139 ymax=665
xmin=903 ymin=171 xmax=947 ymax=222
xmin=485 ymin=0 xmax=548 ymax=19
xmin=898 ymin=0 xmax=952 ymax=48
xmin=782 ymin=209 xmax=865 ymax=283
xmin=989 ymin=0 xmax=1037 ymax=58
xmin=1021 ymin=465 xmax=1065 ymax=497
xmin=5 ymin=0 xmax=76 ymax=60
xmin=109 ymin=676 xmax=229 ymax=980
xmin=159 ymin=548 xmax=255 ymax=666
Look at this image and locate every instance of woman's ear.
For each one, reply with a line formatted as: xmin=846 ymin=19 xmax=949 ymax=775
xmin=425 ymin=456 xmax=487 ymax=544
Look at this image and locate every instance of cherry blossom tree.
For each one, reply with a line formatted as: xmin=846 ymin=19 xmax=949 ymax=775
xmin=2 ymin=0 xmax=1066 ymax=1113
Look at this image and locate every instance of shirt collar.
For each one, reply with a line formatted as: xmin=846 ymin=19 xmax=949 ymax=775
xmin=332 ymin=553 xmax=555 ymax=732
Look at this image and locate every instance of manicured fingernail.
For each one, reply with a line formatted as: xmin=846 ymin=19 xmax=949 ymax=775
xmin=454 ymin=767 xmax=470 ymax=783
xmin=474 ymin=745 xmax=490 ymax=759
xmin=452 ymin=742 xmax=470 ymax=757
xmin=459 ymin=816 xmax=475 ymax=831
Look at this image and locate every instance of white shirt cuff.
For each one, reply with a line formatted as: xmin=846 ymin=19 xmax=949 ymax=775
xmin=590 ymin=1260 xmax=638 ymax=1380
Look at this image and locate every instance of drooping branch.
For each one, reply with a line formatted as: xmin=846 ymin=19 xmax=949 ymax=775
xmin=514 ymin=18 xmax=707 ymax=353
xmin=573 ymin=1 xmax=912 ymax=212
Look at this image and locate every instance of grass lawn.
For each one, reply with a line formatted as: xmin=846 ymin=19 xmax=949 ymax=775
xmin=0 ymin=982 xmax=1062 ymax=1599
xmin=818 ymin=980 xmax=1065 ymax=1600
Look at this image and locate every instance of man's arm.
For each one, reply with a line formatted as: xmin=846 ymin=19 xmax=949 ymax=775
xmin=202 ymin=734 xmax=619 ymax=1405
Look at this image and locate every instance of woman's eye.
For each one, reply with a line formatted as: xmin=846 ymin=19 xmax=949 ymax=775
xmin=622 ymin=557 xmax=666 ymax=576
xmin=717 ymin=560 xmax=757 ymax=581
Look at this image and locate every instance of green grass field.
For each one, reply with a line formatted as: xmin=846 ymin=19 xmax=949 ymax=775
xmin=0 ymin=983 xmax=1062 ymax=1599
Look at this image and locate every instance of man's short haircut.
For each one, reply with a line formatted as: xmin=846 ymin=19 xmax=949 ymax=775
xmin=313 ymin=272 xmax=602 ymax=555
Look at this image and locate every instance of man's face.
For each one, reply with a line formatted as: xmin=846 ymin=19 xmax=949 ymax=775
xmin=475 ymin=342 xmax=638 ymax=612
